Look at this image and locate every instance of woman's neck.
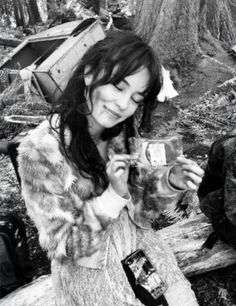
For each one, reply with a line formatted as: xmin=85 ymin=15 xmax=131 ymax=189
xmin=90 ymin=133 xmax=102 ymax=145
xmin=87 ymin=115 xmax=105 ymax=144
xmin=89 ymin=124 xmax=108 ymax=162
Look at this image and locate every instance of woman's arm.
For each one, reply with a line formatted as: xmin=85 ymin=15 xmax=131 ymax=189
xmin=131 ymin=158 xmax=204 ymax=221
xmin=137 ymin=166 xmax=184 ymax=220
xmin=18 ymin=131 xmax=129 ymax=262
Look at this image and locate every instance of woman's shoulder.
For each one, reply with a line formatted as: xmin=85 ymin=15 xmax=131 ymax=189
xmin=18 ymin=115 xmax=63 ymax=165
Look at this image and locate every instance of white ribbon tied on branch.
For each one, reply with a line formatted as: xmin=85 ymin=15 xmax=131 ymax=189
xmin=157 ymin=66 xmax=179 ymax=102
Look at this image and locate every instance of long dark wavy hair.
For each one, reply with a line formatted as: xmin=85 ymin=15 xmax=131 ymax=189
xmin=50 ymin=30 xmax=162 ymax=193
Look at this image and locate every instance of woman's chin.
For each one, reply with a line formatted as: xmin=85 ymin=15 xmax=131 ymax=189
xmin=103 ymin=123 xmax=118 ymax=129
xmin=99 ymin=119 xmax=122 ymax=129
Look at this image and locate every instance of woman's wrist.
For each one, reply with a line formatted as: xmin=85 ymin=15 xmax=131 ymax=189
xmin=168 ymin=167 xmax=186 ymax=191
xmin=111 ymin=186 xmax=130 ymax=199
xmin=109 ymin=182 xmax=130 ymax=199
xmin=120 ymin=191 xmax=130 ymax=199
xmin=107 ymin=184 xmax=131 ymax=206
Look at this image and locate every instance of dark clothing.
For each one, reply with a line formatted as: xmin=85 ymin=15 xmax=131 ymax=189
xmin=198 ymin=131 xmax=236 ymax=248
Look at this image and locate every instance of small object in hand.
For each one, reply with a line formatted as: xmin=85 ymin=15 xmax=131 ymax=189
xmin=129 ymin=135 xmax=183 ymax=167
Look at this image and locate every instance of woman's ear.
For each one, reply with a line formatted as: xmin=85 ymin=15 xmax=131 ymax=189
xmin=84 ymin=65 xmax=93 ymax=86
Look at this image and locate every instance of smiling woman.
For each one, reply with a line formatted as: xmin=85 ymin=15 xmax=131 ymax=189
xmin=17 ymin=30 xmax=203 ymax=306
xmin=86 ymin=67 xmax=150 ymax=133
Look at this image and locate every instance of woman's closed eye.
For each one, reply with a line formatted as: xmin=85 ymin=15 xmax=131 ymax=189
xmin=113 ymin=83 xmax=144 ymax=105
xmin=131 ymin=95 xmax=144 ymax=105
xmin=113 ymin=84 xmax=124 ymax=91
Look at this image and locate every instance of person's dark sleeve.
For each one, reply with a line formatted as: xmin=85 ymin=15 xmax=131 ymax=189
xmin=198 ymin=140 xmax=224 ymax=200
xmin=199 ymin=138 xmax=236 ymax=249
xmin=213 ymin=152 xmax=236 ymax=248
xmin=224 ymin=155 xmax=236 ymax=226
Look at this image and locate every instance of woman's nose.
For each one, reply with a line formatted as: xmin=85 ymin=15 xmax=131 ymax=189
xmin=116 ymin=92 xmax=131 ymax=110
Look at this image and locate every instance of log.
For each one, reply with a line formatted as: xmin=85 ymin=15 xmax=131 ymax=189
xmin=160 ymin=213 xmax=236 ymax=277
xmin=0 ymin=275 xmax=54 ymax=306
xmin=1 ymin=213 xmax=236 ymax=306
xmin=0 ymin=37 xmax=22 ymax=48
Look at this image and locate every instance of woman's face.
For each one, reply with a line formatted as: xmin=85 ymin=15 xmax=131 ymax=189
xmin=86 ymin=67 xmax=150 ymax=134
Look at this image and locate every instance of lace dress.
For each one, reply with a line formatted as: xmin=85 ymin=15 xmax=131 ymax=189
xmin=51 ymin=208 xmax=199 ymax=306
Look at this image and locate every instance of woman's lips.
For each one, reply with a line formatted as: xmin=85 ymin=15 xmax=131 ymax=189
xmin=104 ymin=106 xmax=121 ymax=119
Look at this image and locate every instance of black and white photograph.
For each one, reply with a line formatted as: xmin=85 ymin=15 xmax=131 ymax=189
xmin=0 ymin=1 xmax=236 ymax=305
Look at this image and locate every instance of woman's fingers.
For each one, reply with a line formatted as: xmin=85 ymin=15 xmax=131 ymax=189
xmin=175 ymin=156 xmax=204 ymax=176
xmin=175 ymin=156 xmax=196 ymax=167
xmin=106 ymin=154 xmax=138 ymax=179
xmin=186 ymin=180 xmax=198 ymax=190
xmin=114 ymin=168 xmax=126 ymax=177
xmin=108 ymin=153 xmax=138 ymax=163
xmin=183 ymin=170 xmax=202 ymax=186
xmin=107 ymin=154 xmax=138 ymax=172
xmin=170 ymin=156 xmax=205 ymax=190
xmin=106 ymin=154 xmax=133 ymax=197
xmin=182 ymin=164 xmax=204 ymax=177
xmin=107 ymin=160 xmax=127 ymax=173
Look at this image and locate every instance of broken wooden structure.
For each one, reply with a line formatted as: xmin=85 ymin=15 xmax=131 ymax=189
xmin=1 ymin=213 xmax=236 ymax=306
xmin=0 ymin=18 xmax=105 ymax=104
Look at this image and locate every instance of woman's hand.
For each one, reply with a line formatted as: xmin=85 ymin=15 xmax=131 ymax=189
xmin=169 ymin=156 xmax=204 ymax=191
xmin=106 ymin=154 xmax=137 ymax=198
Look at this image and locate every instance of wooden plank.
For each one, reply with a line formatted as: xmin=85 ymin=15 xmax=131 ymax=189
xmin=33 ymin=70 xmax=62 ymax=102
xmin=28 ymin=21 xmax=82 ymax=42
xmin=49 ymin=21 xmax=105 ymax=90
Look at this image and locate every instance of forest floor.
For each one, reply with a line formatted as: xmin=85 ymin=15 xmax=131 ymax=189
xmin=0 ymin=22 xmax=236 ymax=305
xmin=149 ymin=48 xmax=236 ymax=305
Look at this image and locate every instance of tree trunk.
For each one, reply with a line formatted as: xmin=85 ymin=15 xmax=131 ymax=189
xmin=36 ymin=0 xmax=48 ymax=23
xmin=47 ymin=0 xmax=58 ymax=20
xmin=1 ymin=214 xmax=236 ymax=306
xmin=134 ymin=0 xmax=163 ymax=42
xmin=13 ymin=0 xmax=23 ymax=27
xmin=15 ymin=0 xmax=28 ymax=27
xmin=206 ymin=0 xmax=235 ymax=44
xmin=27 ymin=0 xmax=42 ymax=25
xmin=135 ymin=0 xmax=201 ymax=65
xmin=134 ymin=0 xmax=235 ymax=65
xmin=26 ymin=1 xmax=34 ymax=26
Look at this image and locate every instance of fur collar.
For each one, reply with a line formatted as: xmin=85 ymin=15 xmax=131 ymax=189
xmin=50 ymin=114 xmax=128 ymax=157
